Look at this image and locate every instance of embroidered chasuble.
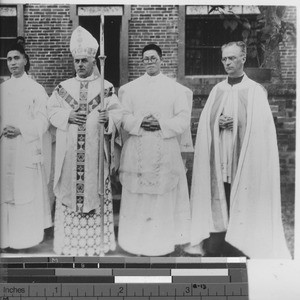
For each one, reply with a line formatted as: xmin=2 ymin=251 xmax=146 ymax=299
xmin=48 ymin=75 xmax=122 ymax=256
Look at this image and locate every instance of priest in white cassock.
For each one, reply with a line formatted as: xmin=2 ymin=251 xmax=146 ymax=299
xmin=188 ymin=41 xmax=291 ymax=259
xmin=47 ymin=26 xmax=123 ymax=256
xmin=118 ymin=43 xmax=193 ymax=256
xmin=0 ymin=43 xmax=52 ymax=250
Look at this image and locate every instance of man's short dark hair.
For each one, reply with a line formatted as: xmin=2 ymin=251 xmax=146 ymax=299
xmin=8 ymin=43 xmax=26 ymax=55
xmin=142 ymin=44 xmax=162 ymax=57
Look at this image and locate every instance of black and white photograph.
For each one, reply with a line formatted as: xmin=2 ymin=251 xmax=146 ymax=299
xmin=0 ymin=0 xmax=299 ymax=298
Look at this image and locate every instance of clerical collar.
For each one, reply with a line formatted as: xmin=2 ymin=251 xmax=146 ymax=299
xmin=145 ymin=72 xmax=162 ymax=82
xmin=227 ymin=74 xmax=244 ymax=86
xmin=76 ymin=73 xmax=97 ymax=81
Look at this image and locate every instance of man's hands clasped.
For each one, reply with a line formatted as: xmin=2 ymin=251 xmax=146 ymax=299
xmin=219 ymin=115 xmax=233 ymax=131
xmin=68 ymin=107 xmax=109 ymax=126
xmin=141 ymin=114 xmax=161 ymax=131
xmin=1 ymin=126 xmax=21 ymax=139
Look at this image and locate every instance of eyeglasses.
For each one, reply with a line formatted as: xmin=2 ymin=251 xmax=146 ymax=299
xmin=142 ymin=56 xmax=159 ymax=64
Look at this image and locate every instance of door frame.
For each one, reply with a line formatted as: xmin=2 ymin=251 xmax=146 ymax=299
xmin=70 ymin=4 xmax=131 ymax=87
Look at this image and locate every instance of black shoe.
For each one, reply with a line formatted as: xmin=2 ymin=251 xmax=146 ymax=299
xmin=222 ymin=242 xmax=249 ymax=258
xmin=204 ymin=251 xmax=222 ymax=257
xmin=43 ymin=226 xmax=54 ymax=241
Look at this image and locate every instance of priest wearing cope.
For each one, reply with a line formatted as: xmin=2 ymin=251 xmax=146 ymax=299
xmin=47 ymin=26 xmax=123 ymax=256
xmin=188 ymin=41 xmax=291 ymax=259
xmin=118 ymin=43 xmax=193 ymax=256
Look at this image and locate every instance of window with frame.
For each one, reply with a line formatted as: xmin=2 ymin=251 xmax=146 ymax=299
xmin=79 ymin=15 xmax=121 ymax=87
xmin=185 ymin=6 xmax=260 ymax=76
xmin=76 ymin=5 xmax=123 ymax=87
xmin=0 ymin=6 xmax=19 ymax=81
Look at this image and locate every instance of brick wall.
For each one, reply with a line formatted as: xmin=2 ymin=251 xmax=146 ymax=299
xmin=20 ymin=4 xmax=295 ymax=187
xmin=270 ymin=88 xmax=296 ymax=186
xmin=24 ymin=4 xmax=73 ymax=95
xmin=280 ymin=6 xmax=297 ymax=84
xmin=128 ymin=5 xmax=179 ymax=81
xmin=22 ymin=4 xmax=296 ymax=91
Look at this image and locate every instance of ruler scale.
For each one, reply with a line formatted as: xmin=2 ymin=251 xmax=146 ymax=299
xmin=0 ymin=257 xmax=248 ymax=299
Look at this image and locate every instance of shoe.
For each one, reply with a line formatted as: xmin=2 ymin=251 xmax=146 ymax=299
xmin=183 ymin=244 xmax=204 ymax=255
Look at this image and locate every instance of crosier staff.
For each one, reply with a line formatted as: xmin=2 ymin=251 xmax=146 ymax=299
xmin=98 ymin=14 xmax=106 ymax=256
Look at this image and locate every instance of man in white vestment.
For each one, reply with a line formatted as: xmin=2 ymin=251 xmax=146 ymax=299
xmin=0 ymin=43 xmax=52 ymax=251
xmin=118 ymin=43 xmax=192 ymax=256
xmin=47 ymin=26 xmax=123 ymax=256
xmin=188 ymin=41 xmax=291 ymax=259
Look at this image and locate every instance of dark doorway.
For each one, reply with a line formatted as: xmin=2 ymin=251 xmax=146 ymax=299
xmin=79 ymin=16 xmax=121 ymax=88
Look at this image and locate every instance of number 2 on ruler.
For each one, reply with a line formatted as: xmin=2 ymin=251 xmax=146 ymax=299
xmin=118 ymin=287 xmax=124 ymax=295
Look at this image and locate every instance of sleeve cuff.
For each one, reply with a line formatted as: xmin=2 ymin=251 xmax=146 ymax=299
xmin=129 ymin=116 xmax=144 ymax=136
